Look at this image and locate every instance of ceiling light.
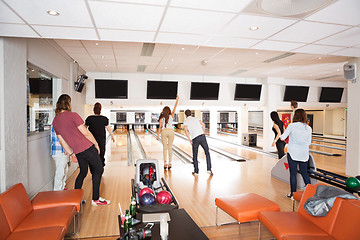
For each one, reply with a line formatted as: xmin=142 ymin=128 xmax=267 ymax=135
xmin=255 ymin=52 xmax=259 ymax=55
xmin=171 ymin=58 xmax=174 ymax=62
xmin=181 ymin=48 xmax=185 ymax=50
xmin=249 ymin=26 xmax=259 ymax=31
xmin=318 ymin=57 xmax=322 ymax=59
xmin=47 ymin=10 xmax=59 ymax=16
xmin=101 ymin=56 xmax=105 ymax=59
xmin=164 ymin=67 xmax=168 ymax=69
xmin=234 ymin=62 xmax=237 ymax=64
xmin=105 ymin=65 xmax=108 ymax=67
xmin=95 ymin=43 xmax=99 ymax=46
xmin=336 ymin=69 xmax=340 ymax=71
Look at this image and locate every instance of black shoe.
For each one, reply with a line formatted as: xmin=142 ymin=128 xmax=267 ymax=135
xmin=192 ymin=172 xmax=199 ymax=175
xmin=168 ymin=164 xmax=172 ymax=170
xmin=286 ymin=193 xmax=294 ymax=200
xmin=207 ymin=170 xmax=213 ymax=176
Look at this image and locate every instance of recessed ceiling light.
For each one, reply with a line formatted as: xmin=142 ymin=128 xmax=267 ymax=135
xmin=47 ymin=10 xmax=59 ymax=16
xmin=181 ymin=48 xmax=185 ymax=50
xmin=318 ymin=57 xmax=322 ymax=60
xmin=105 ymin=64 xmax=108 ymax=67
xmin=255 ymin=52 xmax=259 ymax=55
xmin=336 ymin=69 xmax=340 ymax=71
xmin=249 ymin=26 xmax=259 ymax=31
xmin=234 ymin=62 xmax=237 ymax=64
xmin=95 ymin=43 xmax=99 ymax=46
xmin=101 ymin=56 xmax=105 ymax=59
xmin=164 ymin=67 xmax=168 ymax=69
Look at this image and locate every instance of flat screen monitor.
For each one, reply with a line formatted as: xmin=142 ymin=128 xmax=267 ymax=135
xmin=147 ymin=80 xmax=178 ymax=99
xmin=29 ymin=78 xmax=52 ymax=94
xmin=95 ymin=79 xmax=128 ymax=99
xmin=190 ymin=82 xmax=220 ymax=100
xmin=319 ymin=87 xmax=344 ymax=103
xmin=234 ymin=84 xmax=262 ymax=101
xmin=283 ymin=86 xmax=309 ymax=102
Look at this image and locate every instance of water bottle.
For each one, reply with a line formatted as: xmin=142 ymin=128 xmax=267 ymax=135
xmin=130 ymin=197 xmax=136 ymax=218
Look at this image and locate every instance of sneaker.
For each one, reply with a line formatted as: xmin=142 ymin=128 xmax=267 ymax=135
xmin=164 ymin=164 xmax=168 ymax=170
xmin=286 ymin=193 xmax=294 ymax=200
xmin=168 ymin=164 xmax=172 ymax=170
xmin=192 ymin=172 xmax=199 ymax=175
xmin=92 ymin=198 xmax=111 ymax=206
xmin=63 ymin=187 xmax=68 ymax=190
xmin=207 ymin=170 xmax=213 ymax=176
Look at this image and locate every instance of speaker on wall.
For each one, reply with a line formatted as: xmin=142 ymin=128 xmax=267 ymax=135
xmin=343 ymin=63 xmax=357 ymax=81
xmin=75 ymin=74 xmax=88 ymax=93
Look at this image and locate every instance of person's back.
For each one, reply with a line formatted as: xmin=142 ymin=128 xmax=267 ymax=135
xmin=183 ymin=116 xmax=204 ymax=139
xmin=85 ymin=115 xmax=108 ymax=141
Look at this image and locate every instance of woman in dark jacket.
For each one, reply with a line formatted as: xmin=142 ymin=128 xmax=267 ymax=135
xmin=270 ymin=111 xmax=286 ymax=159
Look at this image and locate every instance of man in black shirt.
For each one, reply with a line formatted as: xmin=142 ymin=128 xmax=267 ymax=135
xmin=85 ymin=102 xmax=115 ymax=166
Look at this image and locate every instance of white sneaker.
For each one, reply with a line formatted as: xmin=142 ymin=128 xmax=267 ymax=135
xmin=92 ymin=197 xmax=111 ymax=206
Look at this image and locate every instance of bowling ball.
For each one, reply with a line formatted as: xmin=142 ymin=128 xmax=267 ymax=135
xmin=139 ymin=187 xmax=154 ymax=198
xmin=345 ymin=177 xmax=360 ymax=189
xmin=156 ymin=190 xmax=172 ymax=204
xmin=139 ymin=193 xmax=155 ymax=206
xmin=145 ymin=129 xmax=148 ymax=133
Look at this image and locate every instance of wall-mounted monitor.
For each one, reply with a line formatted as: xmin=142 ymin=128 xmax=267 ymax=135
xmin=29 ymin=78 xmax=52 ymax=94
xmin=319 ymin=87 xmax=344 ymax=103
xmin=190 ymin=82 xmax=219 ymax=100
xmin=283 ymin=85 xmax=309 ymax=102
xmin=147 ymin=80 xmax=178 ymax=99
xmin=95 ymin=79 xmax=128 ymax=99
xmin=234 ymin=84 xmax=262 ymax=101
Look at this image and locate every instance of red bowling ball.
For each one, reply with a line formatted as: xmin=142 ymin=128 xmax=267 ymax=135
xmin=156 ymin=190 xmax=172 ymax=204
xmin=139 ymin=187 xmax=154 ymax=198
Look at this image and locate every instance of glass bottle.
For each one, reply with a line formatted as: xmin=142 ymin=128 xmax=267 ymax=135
xmin=124 ymin=209 xmax=132 ymax=237
xmin=130 ymin=197 xmax=136 ymax=218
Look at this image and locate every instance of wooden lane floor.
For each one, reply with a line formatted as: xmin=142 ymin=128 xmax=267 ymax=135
xmin=66 ymin=128 xmax=346 ymax=239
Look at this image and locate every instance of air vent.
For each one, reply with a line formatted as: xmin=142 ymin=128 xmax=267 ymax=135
xmin=141 ymin=43 xmax=155 ymax=56
xmin=137 ymin=65 xmax=147 ymax=72
xmin=263 ymin=52 xmax=296 ymax=63
xmin=315 ymin=75 xmax=342 ymax=80
xmin=230 ymin=69 xmax=248 ymax=75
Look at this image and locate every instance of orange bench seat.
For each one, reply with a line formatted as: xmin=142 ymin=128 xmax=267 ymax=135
xmin=215 ymin=193 xmax=280 ymax=224
xmin=32 ymin=189 xmax=83 ymax=211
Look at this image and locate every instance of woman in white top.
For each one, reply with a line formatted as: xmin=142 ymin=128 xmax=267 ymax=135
xmin=280 ymin=109 xmax=312 ymax=199
xmin=157 ymin=95 xmax=179 ymax=170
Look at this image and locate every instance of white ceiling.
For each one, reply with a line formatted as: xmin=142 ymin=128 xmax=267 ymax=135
xmin=1 ymin=0 xmax=359 ymax=81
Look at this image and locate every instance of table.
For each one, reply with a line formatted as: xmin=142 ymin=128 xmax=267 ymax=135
xmin=118 ymin=208 xmax=208 ymax=240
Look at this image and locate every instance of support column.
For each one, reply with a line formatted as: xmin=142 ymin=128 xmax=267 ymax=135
xmin=209 ymin=109 xmax=217 ymax=137
xmin=346 ymin=58 xmax=360 ymax=176
xmin=237 ymin=107 xmax=248 ymax=143
xmin=263 ymin=81 xmax=279 ymax=152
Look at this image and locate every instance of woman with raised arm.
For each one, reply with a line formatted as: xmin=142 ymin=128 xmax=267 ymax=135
xmin=157 ymin=95 xmax=179 ymax=170
xmin=270 ymin=111 xmax=286 ymax=159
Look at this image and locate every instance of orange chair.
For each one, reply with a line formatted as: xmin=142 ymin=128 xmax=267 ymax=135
xmin=259 ymin=184 xmax=360 ymax=240
xmin=32 ymin=189 xmax=83 ymax=233
xmin=0 ymin=183 xmax=76 ymax=240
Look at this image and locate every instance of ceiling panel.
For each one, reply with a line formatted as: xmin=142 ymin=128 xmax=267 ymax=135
xmin=156 ymin=32 xmax=209 ymax=46
xmin=315 ymin=27 xmax=360 ymax=47
xmin=205 ymin=36 xmax=261 ymax=49
xmin=160 ymin=7 xmax=235 ymax=35
xmin=54 ymin=39 xmax=84 ymax=47
xmin=33 ymin=26 xmax=98 ymax=40
xmin=98 ymin=29 xmax=156 ymax=42
xmin=294 ymin=44 xmax=345 ymax=55
xmin=0 ymin=1 xmax=24 ymax=23
xmin=169 ymin=0 xmax=252 ymax=13
xmin=269 ymin=21 xmax=349 ymax=43
xmin=330 ymin=47 xmax=360 ymax=57
xmin=90 ymin=0 xmax=167 ymax=5
xmin=252 ymin=40 xmax=305 ymax=51
xmin=305 ymin=0 xmax=360 ymax=26
xmin=90 ymin=1 xmax=164 ymax=30
xmin=4 ymin=0 xmax=93 ymax=27
xmin=0 ymin=23 xmax=39 ymax=38
xmin=220 ymin=14 xmax=297 ymax=38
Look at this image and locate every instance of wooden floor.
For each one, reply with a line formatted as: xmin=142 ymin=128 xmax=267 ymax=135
xmin=65 ymin=129 xmax=346 ymax=240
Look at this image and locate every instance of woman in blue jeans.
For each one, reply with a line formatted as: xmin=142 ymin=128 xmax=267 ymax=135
xmin=280 ymin=109 xmax=312 ymax=199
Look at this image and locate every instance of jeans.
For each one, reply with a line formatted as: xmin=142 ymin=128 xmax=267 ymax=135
xmin=97 ymin=137 xmax=106 ymax=166
xmin=192 ymin=134 xmax=212 ymax=173
xmin=75 ymin=145 xmax=104 ymax=200
xmin=287 ymin=153 xmax=311 ymax=194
